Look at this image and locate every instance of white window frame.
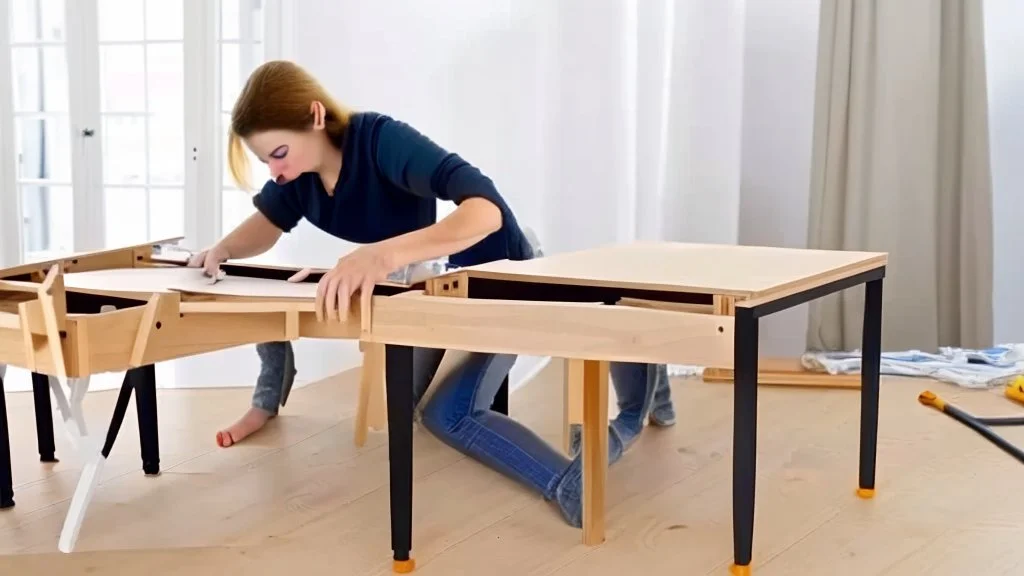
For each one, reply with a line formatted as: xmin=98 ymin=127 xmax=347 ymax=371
xmin=0 ymin=0 xmax=293 ymax=265
xmin=0 ymin=2 xmax=22 ymax=268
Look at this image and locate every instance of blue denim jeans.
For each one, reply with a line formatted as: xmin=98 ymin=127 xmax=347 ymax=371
xmin=249 ymin=341 xmax=675 ymax=528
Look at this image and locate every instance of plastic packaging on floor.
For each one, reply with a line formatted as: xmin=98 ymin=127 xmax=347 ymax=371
xmin=800 ymin=344 xmax=1024 ymax=389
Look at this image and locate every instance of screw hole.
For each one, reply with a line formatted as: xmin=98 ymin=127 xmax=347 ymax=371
xmin=717 ymin=326 xmax=724 ymax=333
xmin=155 ymin=321 xmax=163 ymax=329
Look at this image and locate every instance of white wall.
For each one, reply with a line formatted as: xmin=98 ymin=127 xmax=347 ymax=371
xmin=288 ymin=0 xmax=552 ymax=388
xmin=737 ymin=0 xmax=822 ymax=356
xmin=984 ymin=0 xmax=1024 ymax=345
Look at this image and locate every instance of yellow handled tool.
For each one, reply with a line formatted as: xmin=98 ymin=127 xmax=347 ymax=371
xmin=1006 ymin=376 xmax=1024 ymax=406
xmin=919 ymin=390 xmax=1024 ymax=464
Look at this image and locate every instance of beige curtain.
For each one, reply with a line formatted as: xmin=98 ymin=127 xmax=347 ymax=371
xmin=806 ymin=0 xmax=994 ymax=352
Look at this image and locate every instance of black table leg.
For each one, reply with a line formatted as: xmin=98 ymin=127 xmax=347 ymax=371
xmin=491 ymin=374 xmax=509 ymax=415
xmin=732 ymin=307 xmax=759 ymax=575
xmin=385 ymin=344 xmax=416 ymax=573
xmin=131 ymin=365 xmax=160 ymax=476
xmin=0 ymin=371 xmax=14 ymax=509
xmin=858 ymin=278 xmax=883 ymax=498
xmin=31 ymin=373 xmax=57 ymax=463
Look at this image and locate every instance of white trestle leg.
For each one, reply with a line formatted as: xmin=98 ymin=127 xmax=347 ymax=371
xmin=49 ymin=373 xmax=139 ymax=553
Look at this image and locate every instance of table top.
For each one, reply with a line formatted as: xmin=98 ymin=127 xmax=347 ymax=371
xmin=454 ymin=241 xmax=887 ymax=299
xmin=63 ymin=267 xmax=321 ymax=300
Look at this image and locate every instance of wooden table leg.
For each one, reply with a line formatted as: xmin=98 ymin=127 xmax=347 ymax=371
xmin=731 ymin=308 xmax=759 ymax=576
xmin=858 ymin=278 xmax=883 ymax=499
xmin=0 ymin=365 xmax=14 ymax=509
xmin=581 ymin=359 xmax=609 ymax=546
xmin=385 ymin=344 xmax=416 ymax=573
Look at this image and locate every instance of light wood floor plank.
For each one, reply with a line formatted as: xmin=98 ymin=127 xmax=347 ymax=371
xmin=0 ymin=360 xmax=1021 ymax=575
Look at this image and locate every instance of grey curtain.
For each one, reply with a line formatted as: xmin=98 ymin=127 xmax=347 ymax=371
xmin=806 ymin=0 xmax=994 ymax=352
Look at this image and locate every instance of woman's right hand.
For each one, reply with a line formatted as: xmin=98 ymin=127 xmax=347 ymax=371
xmin=186 ymin=244 xmax=231 ymax=279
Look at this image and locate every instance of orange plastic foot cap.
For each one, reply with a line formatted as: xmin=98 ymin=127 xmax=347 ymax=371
xmin=856 ymin=487 xmax=875 ymax=499
xmin=393 ymin=559 xmax=416 ymax=574
xmin=730 ymin=564 xmax=752 ymax=576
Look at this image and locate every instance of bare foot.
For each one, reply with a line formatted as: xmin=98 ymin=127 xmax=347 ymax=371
xmin=216 ymin=407 xmax=274 ymax=448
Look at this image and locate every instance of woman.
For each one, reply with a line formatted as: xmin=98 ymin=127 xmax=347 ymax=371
xmin=188 ymin=60 xmax=675 ymax=527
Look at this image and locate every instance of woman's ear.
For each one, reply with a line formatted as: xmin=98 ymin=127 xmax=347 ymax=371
xmin=310 ymin=101 xmax=326 ymax=130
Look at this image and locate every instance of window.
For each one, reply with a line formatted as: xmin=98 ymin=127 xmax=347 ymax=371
xmin=8 ymin=0 xmax=73 ymax=262
xmin=97 ymin=0 xmax=186 ymax=249
xmin=219 ymin=0 xmax=269 ymax=236
xmin=1 ymin=0 xmax=284 ymax=264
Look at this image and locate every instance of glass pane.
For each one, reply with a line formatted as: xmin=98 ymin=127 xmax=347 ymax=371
xmin=100 ymin=45 xmax=146 ymax=112
xmin=98 ymin=0 xmax=144 ymax=42
xmin=145 ymin=0 xmax=183 ymax=41
xmin=104 ymin=188 xmax=149 ymax=248
xmin=149 ymin=114 xmax=184 ymax=185
xmin=14 ymin=116 xmax=72 ymax=182
xmin=39 ymin=0 xmax=65 ymax=41
xmin=11 ymin=0 xmax=66 ymax=43
xmin=221 ymin=0 xmax=239 ymax=40
xmin=21 ymin=185 xmax=74 ymax=258
xmin=102 ymin=116 xmax=147 ymax=185
xmin=11 ymin=0 xmax=36 ymax=43
xmin=249 ymin=0 xmax=264 ymax=43
xmin=146 ymin=44 xmax=183 ymax=114
xmin=11 ymin=47 xmax=69 ymax=113
xmin=149 ymin=189 xmax=185 ymax=241
xmin=221 ymin=43 xmax=240 ymax=111
xmin=222 ymin=188 xmax=255 ymax=235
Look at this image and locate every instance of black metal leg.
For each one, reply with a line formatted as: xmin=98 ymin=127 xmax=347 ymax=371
xmin=131 ymin=365 xmax=160 ymax=476
xmin=31 ymin=373 xmax=57 ymax=463
xmin=491 ymin=374 xmax=509 ymax=415
xmin=385 ymin=344 xmax=415 ymax=572
xmin=858 ymin=278 xmax=883 ymax=495
xmin=732 ymin=307 xmax=759 ymax=572
xmin=0 ymin=372 xmax=14 ymax=509
xmin=103 ymin=373 xmax=136 ymax=458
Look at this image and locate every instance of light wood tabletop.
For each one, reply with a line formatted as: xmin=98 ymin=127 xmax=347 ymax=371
xmin=455 ymin=241 xmax=887 ymax=300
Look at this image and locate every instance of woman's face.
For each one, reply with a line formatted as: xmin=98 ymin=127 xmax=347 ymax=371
xmin=245 ymin=128 xmax=324 ymax=185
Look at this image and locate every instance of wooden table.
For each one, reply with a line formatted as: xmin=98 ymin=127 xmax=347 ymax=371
xmin=0 ymin=239 xmax=886 ymax=575
xmin=0 ymin=239 xmax=437 ymax=553
xmin=359 ymin=241 xmax=887 ymax=575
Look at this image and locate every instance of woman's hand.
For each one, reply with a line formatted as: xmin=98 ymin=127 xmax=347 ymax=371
xmin=186 ymin=244 xmax=231 ymax=280
xmin=291 ymin=244 xmax=397 ymax=322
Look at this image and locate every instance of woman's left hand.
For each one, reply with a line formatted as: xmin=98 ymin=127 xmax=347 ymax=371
xmin=291 ymin=244 xmax=397 ymax=322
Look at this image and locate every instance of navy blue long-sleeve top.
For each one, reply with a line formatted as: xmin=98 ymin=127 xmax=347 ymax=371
xmin=251 ymin=111 xmax=533 ymax=268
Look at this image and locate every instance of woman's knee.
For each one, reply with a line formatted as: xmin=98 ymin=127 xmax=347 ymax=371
xmin=420 ymin=352 xmax=516 ymax=435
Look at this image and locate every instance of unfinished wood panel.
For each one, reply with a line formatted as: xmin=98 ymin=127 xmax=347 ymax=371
xmin=354 ymin=342 xmax=386 ymax=447
xmin=451 ymin=241 xmax=886 ymax=300
xmin=0 ymin=239 xmax=177 ymax=280
xmin=713 ymin=294 xmax=736 ymax=316
xmin=364 ymin=293 xmax=735 ymax=368
xmin=581 ymin=359 xmax=609 ymax=546
xmin=426 ymin=272 xmax=469 ymax=297
xmin=0 ymin=321 xmax=68 ymax=376
xmin=703 ymin=357 xmax=861 ymax=389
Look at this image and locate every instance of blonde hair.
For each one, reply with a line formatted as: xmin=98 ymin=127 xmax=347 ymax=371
xmin=227 ymin=60 xmax=352 ymax=190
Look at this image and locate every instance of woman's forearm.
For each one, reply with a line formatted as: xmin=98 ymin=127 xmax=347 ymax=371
xmin=216 ymin=211 xmax=284 ymax=259
xmin=379 ymin=197 xmax=502 ymax=268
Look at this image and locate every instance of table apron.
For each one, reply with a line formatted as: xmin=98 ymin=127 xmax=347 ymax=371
xmin=363 ymin=294 xmax=736 ymax=368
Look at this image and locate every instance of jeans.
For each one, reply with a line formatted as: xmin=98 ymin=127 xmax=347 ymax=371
xmin=249 ymin=341 xmax=675 ymax=528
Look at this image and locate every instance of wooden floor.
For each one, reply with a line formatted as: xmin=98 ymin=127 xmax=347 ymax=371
xmin=1 ymin=361 xmax=1023 ymax=575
